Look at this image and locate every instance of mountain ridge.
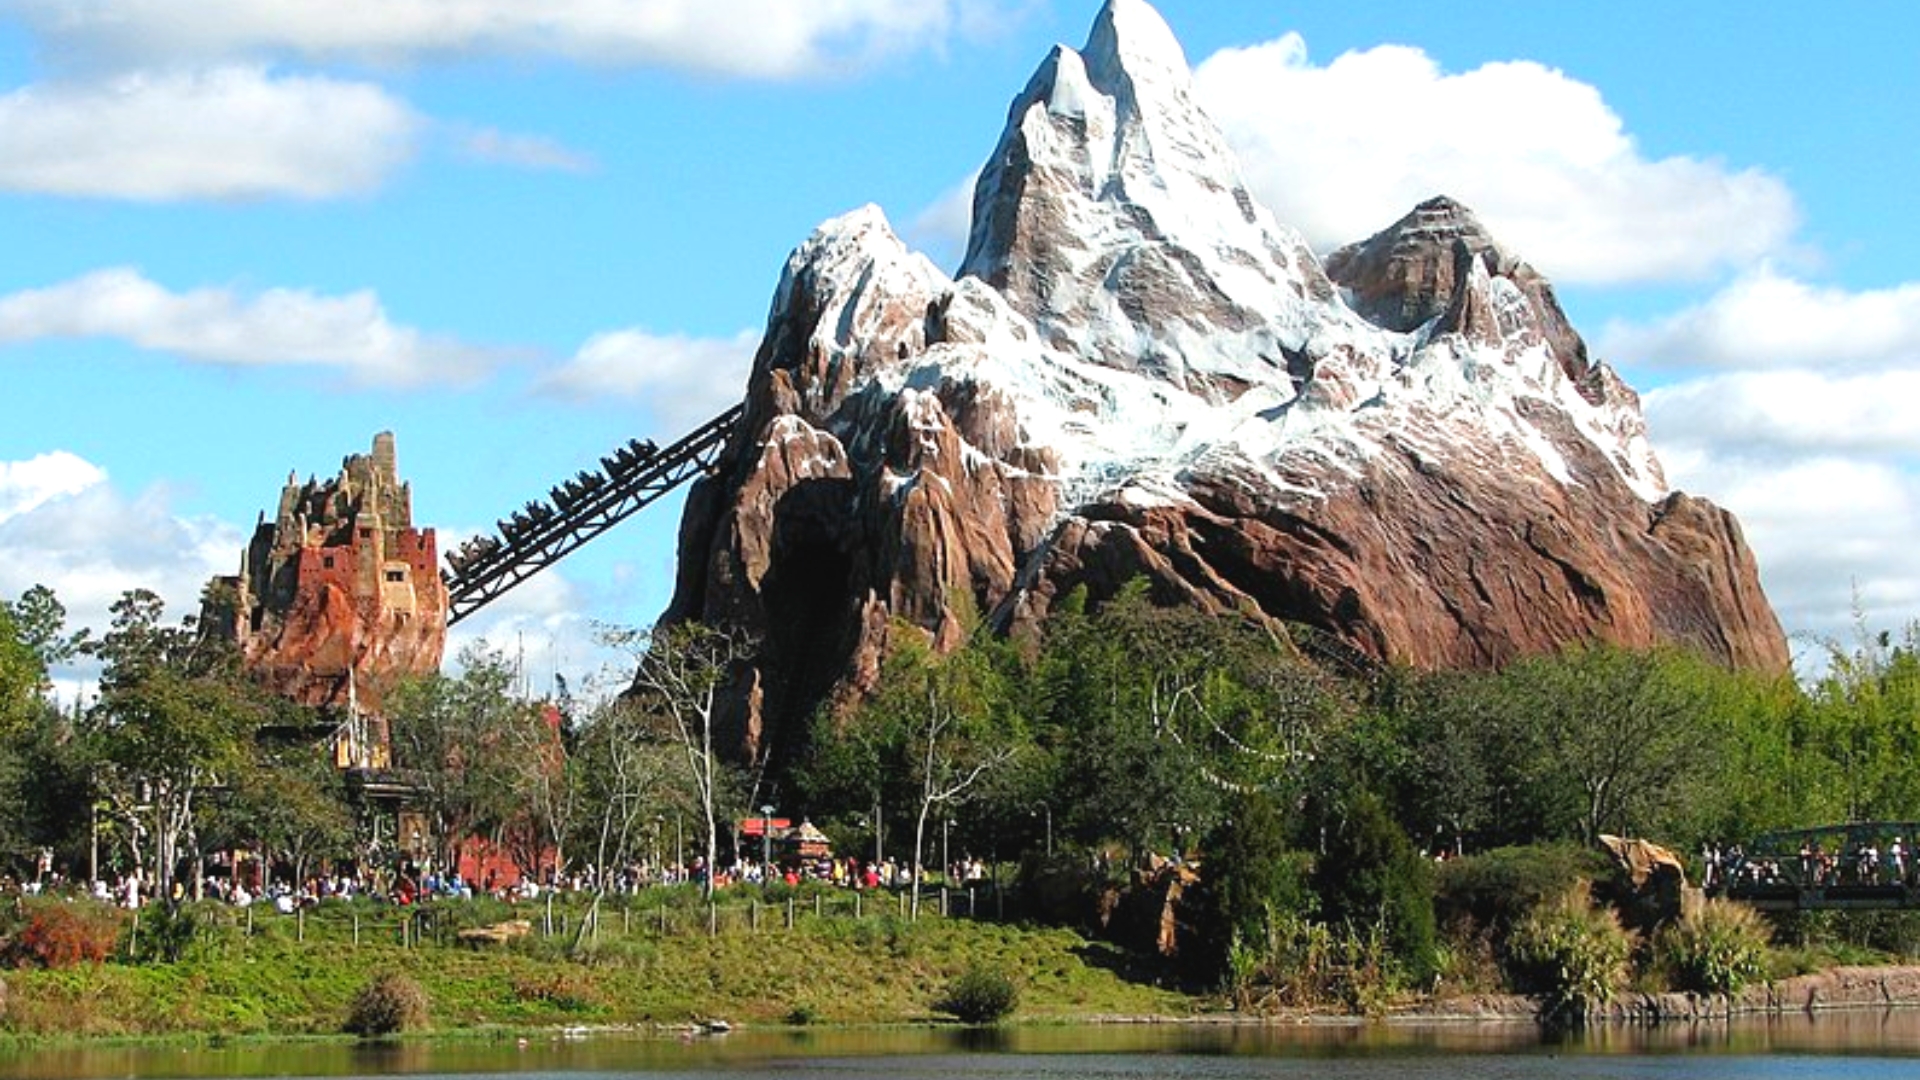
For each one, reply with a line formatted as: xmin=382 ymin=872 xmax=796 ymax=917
xmin=661 ymin=0 xmax=1788 ymax=765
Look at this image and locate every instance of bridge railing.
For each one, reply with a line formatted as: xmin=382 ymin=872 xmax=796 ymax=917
xmin=1712 ymin=821 xmax=1920 ymax=910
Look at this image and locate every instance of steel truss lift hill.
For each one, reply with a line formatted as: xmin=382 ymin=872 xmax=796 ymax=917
xmin=441 ymin=404 xmax=742 ymax=626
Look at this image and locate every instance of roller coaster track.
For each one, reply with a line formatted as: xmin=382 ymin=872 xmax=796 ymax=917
xmin=442 ymin=404 xmax=742 ymax=626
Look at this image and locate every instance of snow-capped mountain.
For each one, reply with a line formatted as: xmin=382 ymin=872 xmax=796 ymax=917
xmin=662 ymin=0 xmax=1787 ymax=764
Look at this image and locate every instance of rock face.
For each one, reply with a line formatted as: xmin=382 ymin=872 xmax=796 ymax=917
xmin=1597 ymin=834 xmax=1691 ymax=933
xmin=203 ymin=432 xmax=447 ymax=765
xmin=664 ymin=0 xmax=1789 ymax=765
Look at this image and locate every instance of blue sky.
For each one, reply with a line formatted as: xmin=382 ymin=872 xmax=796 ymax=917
xmin=2 ymin=0 xmax=1915 ymax=697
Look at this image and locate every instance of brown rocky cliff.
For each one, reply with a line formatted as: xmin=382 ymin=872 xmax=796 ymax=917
xmin=203 ymin=432 xmax=447 ymax=759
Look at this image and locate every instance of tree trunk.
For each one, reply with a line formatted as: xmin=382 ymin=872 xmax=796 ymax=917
xmin=911 ymin=802 xmax=930 ymax=919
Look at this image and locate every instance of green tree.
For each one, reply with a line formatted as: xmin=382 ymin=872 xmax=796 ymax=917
xmin=835 ymin=622 xmax=1021 ymax=916
xmin=386 ymin=644 xmax=545 ymax=873
xmin=799 ymin=687 xmax=911 ymax=868
xmin=1500 ymin=643 xmax=1722 ymax=843
xmin=1805 ymin=621 xmax=1920 ymax=821
xmin=605 ymin=621 xmax=755 ymax=899
xmin=0 ymin=603 xmax=39 ymax=736
xmin=1041 ymin=584 xmax=1347 ymax=859
xmin=1193 ymin=791 xmax=1311 ymax=985
xmin=1306 ymin=789 xmax=1438 ymax=983
xmin=569 ymin=695 xmax=684 ymax=946
xmin=84 ymin=589 xmax=269 ymax=897
xmin=216 ymin=737 xmax=357 ymax=889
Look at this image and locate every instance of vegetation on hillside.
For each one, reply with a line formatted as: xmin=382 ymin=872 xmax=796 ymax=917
xmin=3 ymin=579 xmax=1920 ymax=1033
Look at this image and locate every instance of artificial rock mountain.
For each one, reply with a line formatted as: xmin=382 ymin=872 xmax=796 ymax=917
xmin=203 ymin=432 xmax=447 ymax=766
xmin=663 ymin=0 xmax=1789 ymax=764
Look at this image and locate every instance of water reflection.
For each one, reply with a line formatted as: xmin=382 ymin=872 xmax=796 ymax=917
xmin=5 ymin=1013 xmax=1920 ymax=1079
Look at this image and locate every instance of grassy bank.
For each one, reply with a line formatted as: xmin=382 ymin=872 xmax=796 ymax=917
xmin=0 ymin=892 xmax=1195 ymax=1039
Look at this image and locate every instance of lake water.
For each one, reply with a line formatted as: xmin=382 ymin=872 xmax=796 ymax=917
xmin=7 ymin=1014 xmax=1920 ymax=1080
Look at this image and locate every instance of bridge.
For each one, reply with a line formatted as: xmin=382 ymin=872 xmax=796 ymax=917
xmin=1715 ymin=822 xmax=1920 ymax=911
xmin=441 ymin=404 xmax=743 ymax=626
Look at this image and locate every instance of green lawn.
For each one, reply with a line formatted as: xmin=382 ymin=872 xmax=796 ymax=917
xmin=0 ymin=893 xmax=1197 ymax=1038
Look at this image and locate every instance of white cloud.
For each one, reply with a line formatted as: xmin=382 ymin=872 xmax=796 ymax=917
xmin=1189 ymin=34 xmax=1798 ymax=285
xmin=1623 ymin=270 xmax=1920 ymax=654
xmin=0 ymin=66 xmax=417 ymax=201
xmin=1647 ymin=370 xmax=1920 ymax=460
xmin=8 ymin=0 xmax=1006 ymax=80
xmin=0 ymin=457 xmax=245 ymax=695
xmin=0 ymin=267 xmax=498 ymax=386
xmin=1654 ymin=449 xmax=1920 ymax=657
xmin=444 ymin=567 xmax=630 ymax=702
xmin=536 ymin=327 xmax=757 ymax=432
xmin=0 ymin=451 xmax=107 ymax=523
xmin=1602 ymin=267 xmax=1920 ymax=372
xmin=904 ymin=172 xmax=979 ymax=271
xmin=455 ymin=126 xmax=596 ymax=174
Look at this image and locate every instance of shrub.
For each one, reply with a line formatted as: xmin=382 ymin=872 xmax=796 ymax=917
xmin=344 ymin=971 xmax=430 ymax=1037
xmin=1657 ymin=899 xmax=1770 ymax=996
xmin=1435 ymin=844 xmax=1611 ymax=935
xmin=3 ymin=901 xmax=123 ymax=968
xmin=127 ymin=901 xmax=212 ymax=964
xmin=1309 ymin=791 xmax=1439 ymax=984
xmin=509 ymin=972 xmax=601 ymax=1013
xmin=1192 ymin=792 xmax=1313 ymax=987
xmin=934 ymin=964 xmax=1018 ymax=1024
xmin=1505 ymin=885 xmax=1631 ymax=1015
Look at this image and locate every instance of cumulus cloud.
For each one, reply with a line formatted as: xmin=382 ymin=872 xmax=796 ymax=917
xmin=1631 ymin=271 xmax=1920 ymax=657
xmin=904 ymin=172 xmax=980 ymax=271
xmin=1646 ymin=370 xmax=1920 ymax=461
xmin=455 ymin=126 xmax=596 ymax=174
xmin=8 ymin=0 xmax=1006 ymax=80
xmin=535 ymin=327 xmax=758 ymax=432
xmin=0 ymin=451 xmax=107 ymax=523
xmin=0 ymin=455 xmax=244 ymax=697
xmin=1601 ymin=267 xmax=1920 ymax=372
xmin=1654 ymin=449 xmax=1920 ymax=655
xmin=443 ymin=566 xmax=630 ymax=701
xmin=0 ymin=267 xmax=498 ymax=386
xmin=1189 ymin=34 xmax=1798 ymax=285
xmin=0 ymin=66 xmax=417 ymax=201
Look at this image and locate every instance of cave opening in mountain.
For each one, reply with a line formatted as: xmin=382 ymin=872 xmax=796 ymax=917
xmin=759 ymin=493 xmax=859 ymax=778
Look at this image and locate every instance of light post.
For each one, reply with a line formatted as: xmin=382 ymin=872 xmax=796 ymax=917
xmin=651 ymin=815 xmax=663 ymax=880
xmin=1033 ymin=801 xmax=1052 ymax=857
xmin=942 ymin=817 xmax=953 ymax=885
xmin=761 ymin=804 xmax=775 ymax=876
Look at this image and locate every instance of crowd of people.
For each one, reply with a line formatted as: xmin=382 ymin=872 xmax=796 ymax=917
xmin=1703 ymin=835 xmax=1917 ymax=891
xmin=5 ymin=849 xmax=999 ymax=912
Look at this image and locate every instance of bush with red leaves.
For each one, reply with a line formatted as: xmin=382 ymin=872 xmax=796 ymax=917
xmin=3 ymin=903 xmax=124 ymax=968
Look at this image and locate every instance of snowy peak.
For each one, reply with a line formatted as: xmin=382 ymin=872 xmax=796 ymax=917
xmin=1084 ymin=0 xmax=1190 ymax=82
xmin=664 ymin=0 xmax=1791 ymax=764
xmin=960 ymin=0 xmax=1360 ymax=399
xmin=1326 ymin=195 xmax=1594 ymax=389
